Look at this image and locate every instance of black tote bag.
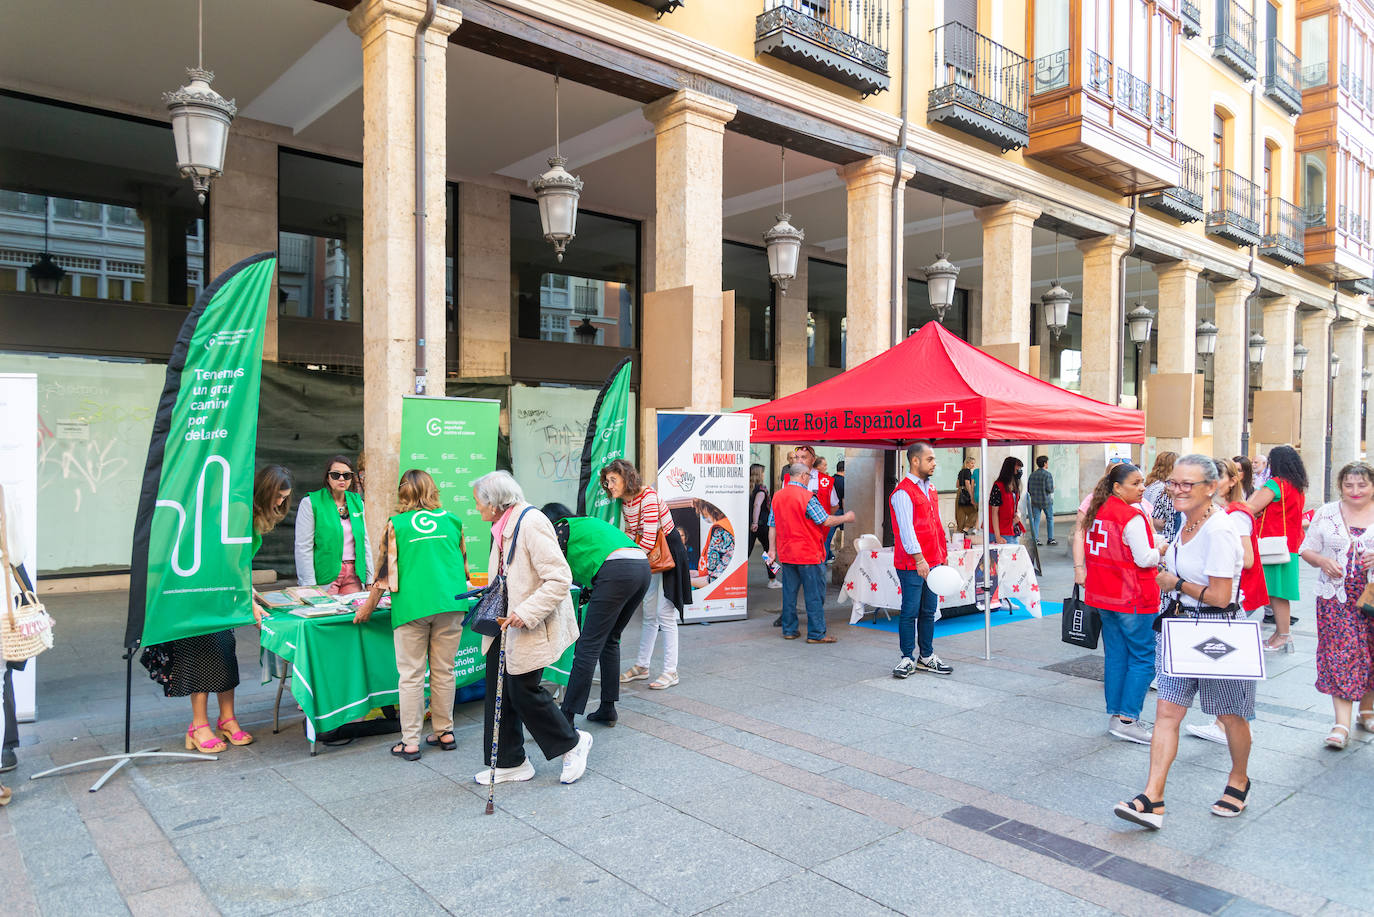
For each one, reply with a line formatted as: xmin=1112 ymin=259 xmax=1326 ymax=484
xmin=1060 ymin=586 xmax=1102 ymax=649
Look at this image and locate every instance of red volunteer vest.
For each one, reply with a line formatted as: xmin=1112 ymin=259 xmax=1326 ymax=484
xmin=991 ymin=481 xmax=1018 ymax=535
xmin=890 ymin=477 xmax=948 ymax=569
xmin=1082 ymin=496 xmax=1161 ymax=614
xmin=772 ymin=483 xmax=827 ymax=565
xmin=1256 ymin=479 xmax=1304 ymax=553
xmin=815 ymin=473 xmax=835 ymax=512
xmin=1227 ymin=502 xmax=1270 ymax=612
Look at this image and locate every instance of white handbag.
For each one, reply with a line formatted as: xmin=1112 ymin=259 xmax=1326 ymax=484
xmin=1257 ymin=487 xmax=1290 ymax=565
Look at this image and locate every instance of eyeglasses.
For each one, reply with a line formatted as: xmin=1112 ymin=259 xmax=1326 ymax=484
xmin=1164 ymin=479 xmax=1204 ymax=492
xmin=328 ymin=471 xmax=355 ymax=481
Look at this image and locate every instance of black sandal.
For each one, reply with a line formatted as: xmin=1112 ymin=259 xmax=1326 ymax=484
xmin=390 ymin=742 xmax=421 ymax=761
xmin=1113 ymin=793 xmax=1165 ymax=829
xmin=1211 ymin=779 xmax=1250 ymax=818
xmin=425 ymin=731 xmax=456 ymax=751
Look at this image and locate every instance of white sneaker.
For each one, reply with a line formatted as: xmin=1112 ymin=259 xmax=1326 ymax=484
xmin=561 ymin=729 xmax=593 ymax=784
xmin=474 ymin=758 xmax=535 ymax=786
xmin=1185 ymin=722 xmax=1228 ymax=745
xmin=891 ymin=657 xmax=916 ymax=679
xmin=767 ymin=580 xmax=782 ymax=589
xmin=1109 ymin=717 xmax=1153 ymax=746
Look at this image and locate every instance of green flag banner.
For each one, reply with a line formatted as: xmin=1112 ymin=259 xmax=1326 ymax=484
xmin=577 ymin=357 xmax=632 ymax=523
xmin=126 ymin=253 xmax=276 ymax=649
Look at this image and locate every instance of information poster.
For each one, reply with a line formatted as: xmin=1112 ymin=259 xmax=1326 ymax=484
xmin=0 ymin=374 xmax=39 ymax=720
xmin=398 ymin=396 xmax=499 ymax=689
xmin=656 ymin=412 xmax=749 ymax=623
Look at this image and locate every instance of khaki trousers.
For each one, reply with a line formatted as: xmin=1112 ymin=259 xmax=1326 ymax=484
xmin=392 ymin=611 xmax=463 ymax=747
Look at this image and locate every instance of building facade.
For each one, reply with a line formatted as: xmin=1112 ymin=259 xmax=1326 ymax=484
xmin=3 ymin=0 xmax=1373 ymax=574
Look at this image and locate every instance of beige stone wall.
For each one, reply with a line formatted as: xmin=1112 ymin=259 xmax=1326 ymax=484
xmin=1210 ymin=277 xmax=1254 ymax=458
xmin=1076 ymin=235 xmax=1128 ymax=495
xmin=456 ymin=182 xmax=510 ymax=379
xmin=1331 ymin=320 xmax=1366 ymax=470
xmin=974 ymin=201 xmax=1039 ymax=372
xmin=209 ymin=123 xmax=280 ymax=359
xmin=1299 ymin=310 xmax=1333 ymax=504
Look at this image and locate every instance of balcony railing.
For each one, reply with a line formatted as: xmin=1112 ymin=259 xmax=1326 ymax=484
xmin=628 ymin=0 xmax=683 ymax=15
xmin=1181 ymin=0 xmax=1202 ymax=38
xmin=756 ymin=0 xmax=890 ymax=96
xmin=1300 ymin=60 xmax=1328 ymax=89
xmin=1086 ymin=50 xmax=1112 ymax=96
xmin=1155 ymin=90 xmax=1174 ymax=132
xmin=1207 ymin=169 xmax=1261 ymax=245
xmin=1033 ymin=49 xmax=1069 ymax=93
xmin=1212 ymin=0 xmax=1257 ymax=80
xmin=1115 ymin=66 xmax=1152 ymax=119
xmin=928 ymin=22 xmax=1029 ymax=150
xmin=1141 ymin=143 xmax=1205 ymax=222
xmin=1263 ymin=38 xmax=1302 ymax=113
xmin=1260 ymin=198 xmax=1305 ymax=264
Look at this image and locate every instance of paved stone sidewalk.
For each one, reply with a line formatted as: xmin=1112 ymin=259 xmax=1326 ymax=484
xmin=2 ymin=550 xmax=1370 ymax=916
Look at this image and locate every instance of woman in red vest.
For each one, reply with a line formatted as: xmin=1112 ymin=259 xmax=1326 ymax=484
xmin=1082 ymin=463 xmax=1164 ymax=746
xmin=1247 ymin=444 xmax=1308 ymax=652
xmin=988 ymin=457 xmax=1026 ymax=544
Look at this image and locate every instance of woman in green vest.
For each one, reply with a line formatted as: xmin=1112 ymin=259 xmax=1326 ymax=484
xmin=541 ymin=503 xmax=651 ymax=728
xmin=294 ymin=455 xmax=373 ymax=594
xmin=355 ymin=469 xmax=470 ymax=761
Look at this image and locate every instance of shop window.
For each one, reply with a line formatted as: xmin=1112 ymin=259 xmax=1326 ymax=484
xmin=806 ymin=258 xmax=846 ymax=369
xmin=277 ymin=150 xmax=363 ymax=322
xmin=906 ymin=278 xmax=970 ymax=340
xmin=510 ymin=197 xmax=638 ymax=348
xmin=724 ymin=241 xmax=774 ymax=363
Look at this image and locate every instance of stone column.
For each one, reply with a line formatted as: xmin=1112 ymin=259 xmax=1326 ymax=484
xmin=1210 ymin=277 xmax=1254 ymax=457
xmin=643 ymin=89 xmax=736 ymax=411
xmin=773 ymin=256 xmax=809 ymax=475
xmin=1260 ymin=296 xmax=1298 ymax=392
xmin=348 ymin=0 xmax=461 ymax=530
xmin=973 ymin=200 xmax=1040 ymax=371
xmin=456 ymin=182 xmax=509 ymax=379
xmin=1076 ymin=234 xmax=1130 ymax=495
xmin=1152 ymin=259 xmax=1201 ymax=454
xmin=208 ymin=125 xmax=279 ymax=359
xmin=1299 ymin=309 xmax=1334 ymax=503
xmin=1332 ymin=319 xmax=1366 ymax=471
xmin=836 ymin=155 xmax=913 ymax=567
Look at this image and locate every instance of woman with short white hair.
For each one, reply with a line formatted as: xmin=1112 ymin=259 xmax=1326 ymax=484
xmin=470 ymin=471 xmax=592 ymax=786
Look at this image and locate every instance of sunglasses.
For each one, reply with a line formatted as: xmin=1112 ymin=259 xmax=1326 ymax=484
xmin=328 ymin=471 xmax=355 ymax=481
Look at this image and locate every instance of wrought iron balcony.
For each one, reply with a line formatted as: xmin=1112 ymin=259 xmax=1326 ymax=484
xmin=1115 ymin=66 xmax=1151 ymax=120
xmin=1181 ymin=0 xmax=1202 ymax=38
xmin=1141 ymin=143 xmax=1205 ymax=222
xmin=1260 ymin=198 xmax=1305 ymax=264
xmin=1340 ymin=277 xmax=1374 ymax=295
xmin=629 ymin=0 xmax=683 ymax=15
xmin=1155 ymin=90 xmax=1174 ymax=133
xmin=927 ymin=22 xmax=1029 ymax=150
xmin=756 ymin=0 xmax=890 ymax=96
xmin=1300 ymin=60 xmax=1328 ymax=89
xmin=1207 ymin=169 xmax=1261 ymax=245
xmin=1264 ymin=39 xmax=1301 ymax=114
xmin=1212 ymin=0 xmax=1256 ymax=81
xmin=1033 ymin=49 xmax=1069 ymax=93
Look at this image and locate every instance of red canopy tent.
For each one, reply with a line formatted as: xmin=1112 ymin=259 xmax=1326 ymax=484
xmin=741 ymin=321 xmax=1145 ymax=448
xmin=739 ymin=321 xmax=1145 ymax=658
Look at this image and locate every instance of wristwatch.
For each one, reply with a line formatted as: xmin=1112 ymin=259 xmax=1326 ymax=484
xmin=1175 ymin=577 xmax=1185 ymax=594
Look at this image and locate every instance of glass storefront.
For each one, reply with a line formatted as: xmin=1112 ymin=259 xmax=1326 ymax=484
xmin=278 ymin=150 xmax=364 ymax=322
xmin=724 ymin=241 xmax=773 ymax=362
xmin=510 ymin=197 xmax=638 ymax=348
xmin=807 ymin=258 xmax=846 ymax=369
xmin=906 ymin=277 xmax=970 ymax=340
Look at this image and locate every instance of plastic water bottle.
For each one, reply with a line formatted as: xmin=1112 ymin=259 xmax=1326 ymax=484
xmin=761 ymin=552 xmax=781 ymax=577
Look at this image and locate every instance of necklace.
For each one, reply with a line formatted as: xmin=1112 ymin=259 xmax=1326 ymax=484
xmin=1181 ymin=505 xmax=1213 ymax=538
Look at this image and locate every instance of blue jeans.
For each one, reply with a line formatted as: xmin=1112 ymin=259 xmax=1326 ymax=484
xmin=1097 ymin=608 xmax=1157 ymax=720
xmin=1028 ymin=503 xmax=1054 ymax=542
xmin=779 ymin=562 xmax=827 ymax=639
xmin=896 ymin=568 xmax=938 ymax=661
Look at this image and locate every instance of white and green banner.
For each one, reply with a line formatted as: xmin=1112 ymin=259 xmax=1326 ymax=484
xmin=126 ymin=253 xmax=276 ymax=649
xmin=578 ymin=356 xmax=632 ymax=524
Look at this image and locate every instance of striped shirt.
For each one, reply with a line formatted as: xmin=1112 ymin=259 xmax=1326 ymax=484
xmin=621 ymin=487 xmax=674 ymax=552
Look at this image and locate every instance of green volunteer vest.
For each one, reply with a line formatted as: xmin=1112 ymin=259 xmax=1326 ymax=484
xmin=563 ymin=516 xmax=638 ymax=588
xmin=388 ymin=508 xmax=467 ymax=628
xmin=308 ymin=488 xmax=367 ymax=585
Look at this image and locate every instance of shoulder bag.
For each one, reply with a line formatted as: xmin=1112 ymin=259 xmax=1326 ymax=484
xmin=0 ymin=485 xmax=55 ymax=662
xmin=1059 ymin=586 xmax=1101 ymax=649
xmin=641 ymin=493 xmax=676 ymax=575
xmin=1257 ymin=485 xmax=1291 ymax=565
xmin=460 ymin=507 xmax=532 ymax=637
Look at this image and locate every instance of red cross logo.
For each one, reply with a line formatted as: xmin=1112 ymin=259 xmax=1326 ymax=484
xmin=1012 ymin=584 xmax=1021 ymax=593
xmin=959 ymin=590 xmax=967 ymax=599
xmin=845 ymin=581 xmax=854 ymax=591
xmin=936 ymin=402 xmax=963 ymax=432
xmin=871 ymin=551 xmax=880 ymax=559
xmin=1086 ymin=520 xmax=1110 ymax=556
xmin=956 ymin=557 xmax=965 ymax=567
xmin=1030 ymin=583 xmax=1039 ymax=593
xmin=896 ymin=585 xmax=902 ymax=595
xmin=870 ymin=582 xmax=878 ymax=592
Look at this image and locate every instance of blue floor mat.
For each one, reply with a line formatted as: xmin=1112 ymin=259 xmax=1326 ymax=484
xmin=852 ymin=599 xmax=1064 ymax=636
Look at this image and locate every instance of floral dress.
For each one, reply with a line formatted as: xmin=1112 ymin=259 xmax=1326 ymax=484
xmin=700 ymin=524 xmax=735 ymax=582
xmin=1314 ymin=525 xmax=1374 ymax=701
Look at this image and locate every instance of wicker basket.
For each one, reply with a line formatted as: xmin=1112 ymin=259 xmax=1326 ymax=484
xmin=1 ymin=483 xmax=54 ymax=662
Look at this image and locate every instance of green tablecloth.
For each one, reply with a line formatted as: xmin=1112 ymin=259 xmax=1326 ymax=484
xmin=259 ymin=592 xmax=582 ymax=735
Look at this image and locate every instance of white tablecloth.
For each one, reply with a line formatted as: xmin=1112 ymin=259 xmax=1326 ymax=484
xmin=839 ymin=535 xmax=1042 ymax=624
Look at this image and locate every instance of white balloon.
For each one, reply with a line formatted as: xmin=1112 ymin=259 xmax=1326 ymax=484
xmin=924 ymin=564 xmax=963 ymax=596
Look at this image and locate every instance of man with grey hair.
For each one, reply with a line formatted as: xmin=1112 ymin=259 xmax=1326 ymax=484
xmin=768 ymin=463 xmax=854 ymax=642
xmin=890 ymin=442 xmax=953 ymax=677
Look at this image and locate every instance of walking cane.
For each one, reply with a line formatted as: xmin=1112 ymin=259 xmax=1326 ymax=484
xmin=485 ymin=635 xmax=505 ymax=815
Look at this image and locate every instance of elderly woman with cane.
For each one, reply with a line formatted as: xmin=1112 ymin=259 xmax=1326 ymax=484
xmin=471 ymin=472 xmax=591 ymax=789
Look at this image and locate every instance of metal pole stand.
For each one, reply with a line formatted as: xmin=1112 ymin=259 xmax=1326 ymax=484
xmin=28 ymin=650 xmax=216 ymax=793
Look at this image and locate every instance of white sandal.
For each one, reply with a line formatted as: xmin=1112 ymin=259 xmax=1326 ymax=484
xmin=1358 ymin=709 xmax=1374 ymax=733
xmin=1324 ymin=724 xmax=1350 ymax=750
xmin=648 ymin=671 xmax=678 ymax=690
xmin=620 ymin=665 xmax=649 ymax=684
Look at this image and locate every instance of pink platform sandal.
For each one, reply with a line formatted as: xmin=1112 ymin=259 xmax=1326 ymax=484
xmin=216 ymin=717 xmax=254 ymax=747
xmin=186 ymin=723 xmax=227 ymax=753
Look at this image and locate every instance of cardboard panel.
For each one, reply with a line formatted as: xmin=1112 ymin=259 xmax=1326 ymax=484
xmin=641 ymin=285 xmax=694 ymax=409
xmin=1146 ymin=373 xmax=1195 ymax=438
xmin=1252 ymin=390 xmax=1301 ymax=445
xmin=981 ymin=341 xmax=1027 ymax=371
xmin=1194 ymin=378 xmax=1206 ymax=438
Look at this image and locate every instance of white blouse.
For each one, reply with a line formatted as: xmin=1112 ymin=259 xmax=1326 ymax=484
xmin=1299 ymin=502 xmax=1374 ymax=601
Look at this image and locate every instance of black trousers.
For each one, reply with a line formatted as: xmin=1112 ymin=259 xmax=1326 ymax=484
xmin=483 ymin=631 xmax=579 ymax=768
xmin=2 ymin=663 xmax=19 ymax=751
xmin=561 ymin=558 xmax=651 ymax=716
xmin=746 ymin=529 xmax=774 ymax=578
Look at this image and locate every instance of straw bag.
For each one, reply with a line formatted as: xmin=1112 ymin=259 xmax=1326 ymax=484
xmin=0 ymin=485 xmax=54 ymax=662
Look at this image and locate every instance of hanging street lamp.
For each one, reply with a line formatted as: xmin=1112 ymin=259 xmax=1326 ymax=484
xmin=1195 ymin=320 xmax=1219 ymax=360
xmin=1330 ymin=352 xmax=1342 ymax=381
xmin=530 ymin=74 xmax=583 ymax=262
xmin=163 ymin=0 xmax=236 ymax=205
xmin=1041 ymin=231 xmax=1072 ymax=339
xmin=1247 ymin=332 xmax=1267 ymax=365
xmin=763 ymin=147 xmax=804 ymax=292
xmin=1127 ymin=304 xmax=1155 ymax=349
xmin=1292 ymin=343 xmax=1310 ymax=378
xmin=923 ymin=197 xmax=959 ymax=323
xmin=27 ymin=195 xmax=65 ymax=294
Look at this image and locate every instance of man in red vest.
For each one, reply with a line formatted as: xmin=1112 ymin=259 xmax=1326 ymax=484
xmin=768 ymin=462 xmax=854 ymax=642
xmin=890 ymin=442 xmax=954 ymax=677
